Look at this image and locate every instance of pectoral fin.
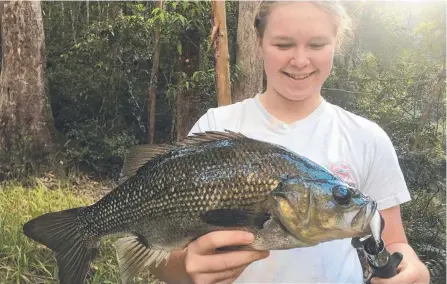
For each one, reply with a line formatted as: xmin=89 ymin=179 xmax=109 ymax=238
xmin=114 ymin=236 xmax=170 ymax=284
xmin=200 ymin=209 xmax=270 ymax=229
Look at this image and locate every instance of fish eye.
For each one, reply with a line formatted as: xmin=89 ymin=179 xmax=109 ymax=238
xmin=332 ymin=185 xmax=351 ymax=206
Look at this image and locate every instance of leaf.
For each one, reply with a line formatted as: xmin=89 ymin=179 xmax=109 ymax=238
xmin=151 ymin=7 xmax=160 ymax=16
xmin=179 ymin=15 xmax=187 ymax=27
xmin=177 ymin=42 xmax=182 ymax=55
xmin=192 ymin=71 xmax=200 ymax=81
xmin=20 ymin=274 xmax=31 ymax=283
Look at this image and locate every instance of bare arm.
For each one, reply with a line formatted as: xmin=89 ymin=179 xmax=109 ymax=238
xmin=370 ymin=205 xmax=430 ymax=284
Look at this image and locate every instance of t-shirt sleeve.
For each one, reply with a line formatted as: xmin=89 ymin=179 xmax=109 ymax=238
xmin=188 ymin=104 xmax=240 ymax=135
xmin=188 ymin=109 xmax=218 ymax=136
xmin=362 ymin=124 xmax=412 ymax=211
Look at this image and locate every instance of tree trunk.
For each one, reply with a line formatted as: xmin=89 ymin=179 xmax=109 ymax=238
xmin=175 ymin=72 xmax=183 ymax=141
xmin=176 ymin=28 xmax=201 ymax=141
xmin=61 ymin=2 xmax=65 ymax=38
xmin=0 ymin=2 xmax=3 ymax=43
xmin=70 ymin=5 xmax=76 ymax=43
xmin=0 ymin=0 xmax=55 ymax=155
xmin=211 ymin=0 xmax=231 ymax=106
xmin=0 ymin=2 xmax=3 ymax=70
xmin=147 ymin=0 xmax=163 ymax=144
xmin=232 ymin=0 xmax=263 ymax=103
xmin=410 ymin=69 xmax=446 ymax=151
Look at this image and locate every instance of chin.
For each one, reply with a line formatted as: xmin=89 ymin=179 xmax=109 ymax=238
xmin=268 ymin=84 xmax=322 ymax=103
xmin=281 ymin=92 xmax=316 ymax=102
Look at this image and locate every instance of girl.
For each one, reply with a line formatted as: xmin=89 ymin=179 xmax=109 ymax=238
xmin=150 ymin=1 xmax=430 ymax=283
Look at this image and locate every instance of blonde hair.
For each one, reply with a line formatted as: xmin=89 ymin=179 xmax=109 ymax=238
xmin=254 ymin=1 xmax=353 ymax=53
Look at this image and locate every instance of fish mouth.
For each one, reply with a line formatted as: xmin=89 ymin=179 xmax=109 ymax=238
xmin=352 ymin=199 xmax=377 ymax=232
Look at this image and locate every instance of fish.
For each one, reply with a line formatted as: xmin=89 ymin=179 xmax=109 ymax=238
xmin=22 ymin=130 xmax=378 ymax=284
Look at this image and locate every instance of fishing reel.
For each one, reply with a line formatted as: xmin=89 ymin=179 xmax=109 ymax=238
xmin=351 ymin=212 xmax=403 ymax=284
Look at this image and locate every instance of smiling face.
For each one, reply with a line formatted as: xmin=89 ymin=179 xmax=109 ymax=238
xmin=258 ymin=2 xmax=338 ymax=102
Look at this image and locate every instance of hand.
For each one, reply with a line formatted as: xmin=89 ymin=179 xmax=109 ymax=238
xmin=184 ymin=230 xmax=270 ymax=284
xmin=370 ymin=244 xmax=430 ymax=284
xmin=372 ymin=207 xmax=430 ymax=284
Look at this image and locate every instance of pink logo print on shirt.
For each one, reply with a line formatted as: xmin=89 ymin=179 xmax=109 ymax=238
xmin=328 ymin=161 xmax=357 ymax=187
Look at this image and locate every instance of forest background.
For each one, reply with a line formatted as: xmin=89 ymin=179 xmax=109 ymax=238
xmin=0 ymin=1 xmax=445 ymax=283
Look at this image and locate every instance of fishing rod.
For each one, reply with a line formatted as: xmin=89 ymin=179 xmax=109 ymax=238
xmin=352 ymin=211 xmax=403 ymax=284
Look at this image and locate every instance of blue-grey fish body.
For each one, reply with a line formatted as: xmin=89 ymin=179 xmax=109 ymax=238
xmin=23 ymin=131 xmax=377 ymax=284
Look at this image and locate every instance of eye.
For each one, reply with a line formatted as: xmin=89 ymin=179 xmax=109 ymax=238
xmin=275 ymin=43 xmax=293 ymax=50
xmin=309 ymin=43 xmax=326 ymax=49
xmin=332 ymin=185 xmax=351 ymax=206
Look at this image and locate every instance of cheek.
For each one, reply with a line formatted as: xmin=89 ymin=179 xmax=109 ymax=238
xmin=262 ymin=47 xmax=290 ymax=73
xmin=313 ymin=48 xmax=334 ymax=72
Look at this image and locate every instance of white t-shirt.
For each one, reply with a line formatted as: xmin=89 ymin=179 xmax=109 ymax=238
xmin=188 ymin=94 xmax=411 ymax=283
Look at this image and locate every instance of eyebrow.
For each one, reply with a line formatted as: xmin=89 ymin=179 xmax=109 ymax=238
xmin=273 ymin=36 xmax=294 ymax=41
xmin=310 ymin=36 xmax=331 ymax=41
xmin=272 ymin=35 xmax=331 ymax=41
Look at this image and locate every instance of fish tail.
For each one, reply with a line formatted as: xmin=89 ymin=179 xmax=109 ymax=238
xmin=23 ymin=207 xmax=99 ymax=284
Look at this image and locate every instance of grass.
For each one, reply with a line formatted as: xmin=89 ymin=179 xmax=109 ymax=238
xmin=0 ymin=180 xmax=162 ymax=284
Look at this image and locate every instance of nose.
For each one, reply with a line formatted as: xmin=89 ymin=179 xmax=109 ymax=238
xmin=290 ymin=47 xmax=310 ymax=68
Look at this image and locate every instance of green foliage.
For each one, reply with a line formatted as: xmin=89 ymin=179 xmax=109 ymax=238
xmin=1 ymin=1 xmax=445 ymax=282
xmin=41 ymin=1 xmax=228 ymax=177
xmin=0 ymin=182 xmax=163 ymax=283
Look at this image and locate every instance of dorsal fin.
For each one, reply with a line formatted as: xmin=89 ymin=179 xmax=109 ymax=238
xmin=120 ymin=144 xmax=176 ymax=182
xmin=175 ymin=129 xmax=247 ymax=147
xmin=120 ymin=130 xmax=247 ymax=182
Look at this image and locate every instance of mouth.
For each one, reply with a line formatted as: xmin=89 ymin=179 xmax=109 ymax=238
xmin=352 ymin=199 xmax=377 ymax=231
xmin=282 ymin=71 xmax=315 ymax=81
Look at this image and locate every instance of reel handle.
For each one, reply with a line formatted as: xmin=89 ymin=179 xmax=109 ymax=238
xmin=365 ymin=252 xmax=403 ymax=284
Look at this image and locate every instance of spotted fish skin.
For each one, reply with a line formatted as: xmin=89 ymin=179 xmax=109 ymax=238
xmin=79 ymin=132 xmax=300 ymax=242
xmin=22 ymin=131 xmax=376 ymax=284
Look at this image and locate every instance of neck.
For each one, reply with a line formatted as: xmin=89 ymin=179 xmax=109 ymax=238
xmin=259 ymin=87 xmax=323 ymax=124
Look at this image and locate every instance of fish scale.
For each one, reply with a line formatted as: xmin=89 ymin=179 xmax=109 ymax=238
xmin=22 ymin=130 xmax=377 ymax=284
xmin=81 ymin=140 xmax=293 ymax=238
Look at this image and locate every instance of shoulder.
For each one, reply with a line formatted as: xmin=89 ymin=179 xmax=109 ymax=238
xmin=189 ymin=96 xmax=257 ymax=135
xmin=327 ymin=102 xmax=391 ymax=145
xmin=325 ymin=103 xmax=400 ymax=180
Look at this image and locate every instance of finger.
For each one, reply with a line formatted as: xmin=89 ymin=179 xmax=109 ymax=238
xmin=369 ymin=261 xmax=409 ymax=284
xmin=190 ymin=231 xmax=255 ymax=255
xmin=370 ymin=270 xmax=414 ymax=284
xmin=200 ymin=249 xmax=269 ymax=273
xmin=209 ymin=264 xmax=249 ymax=284
xmin=190 ymin=264 xmax=247 ymax=284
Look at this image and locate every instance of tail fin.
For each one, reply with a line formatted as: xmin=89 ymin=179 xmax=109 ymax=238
xmin=23 ymin=207 xmax=100 ymax=284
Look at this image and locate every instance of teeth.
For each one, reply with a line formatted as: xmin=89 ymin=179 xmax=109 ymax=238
xmin=286 ymin=72 xmax=312 ymax=80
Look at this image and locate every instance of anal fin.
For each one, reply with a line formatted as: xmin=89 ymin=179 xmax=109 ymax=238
xmin=114 ymin=236 xmax=170 ymax=284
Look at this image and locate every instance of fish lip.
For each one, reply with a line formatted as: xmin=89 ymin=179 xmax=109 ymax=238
xmin=352 ymin=198 xmax=378 ymax=232
xmin=366 ymin=199 xmax=378 ymax=225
